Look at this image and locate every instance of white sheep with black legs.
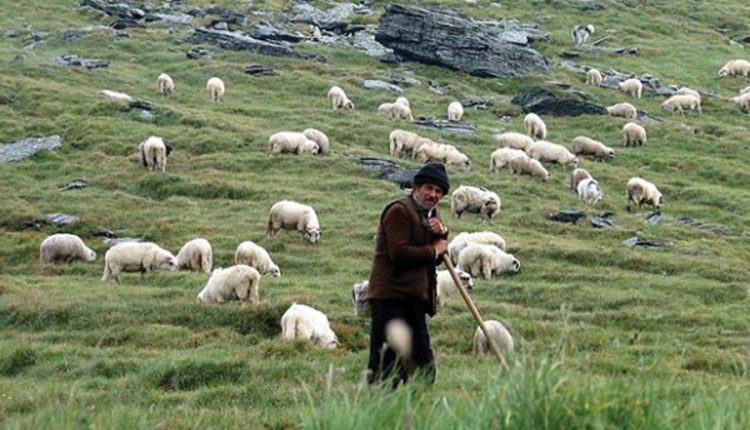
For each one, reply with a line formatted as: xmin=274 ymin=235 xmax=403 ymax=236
xmin=523 ymin=113 xmax=547 ymax=139
xmin=39 ymin=234 xmax=96 ymax=264
xmin=234 ymin=241 xmax=280 ymax=277
xmin=206 ymin=77 xmax=225 ymax=102
xmin=176 ymin=238 xmax=212 ymax=273
xmin=327 ymin=85 xmax=355 ymax=111
xmin=473 ymin=320 xmax=514 ymax=355
xmin=448 ymin=101 xmax=464 ymax=121
xmin=196 ymin=265 xmax=261 ymax=306
xmin=448 ymin=231 xmax=507 ymax=265
xmin=451 ymin=185 xmax=501 ymax=220
xmin=619 ymin=78 xmax=643 ymax=99
xmin=267 ymin=132 xmax=319 ymax=156
xmin=626 ymin=177 xmax=663 ymax=211
xmin=718 ymin=59 xmax=750 ymax=77
xmin=457 ymin=243 xmax=520 ymax=280
xmin=302 ymin=128 xmax=330 ymax=155
xmin=622 ymin=122 xmax=647 ymax=147
xmin=267 ymin=200 xmax=321 ymax=244
xmin=607 ymin=102 xmax=638 ymax=119
xmin=101 ymin=242 xmax=177 ymax=284
xmin=281 ymin=303 xmax=338 ymax=349
xmin=139 ymin=136 xmax=172 ymax=172
xmin=157 ymin=73 xmax=174 ymax=95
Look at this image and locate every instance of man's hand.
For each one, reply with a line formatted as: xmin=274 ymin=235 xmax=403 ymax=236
xmin=427 ymin=217 xmax=447 ymax=236
xmin=432 ymin=239 xmax=448 ymax=258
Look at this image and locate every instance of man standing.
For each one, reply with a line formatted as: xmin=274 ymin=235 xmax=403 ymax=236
xmin=366 ymin=163 xmax=450 ymax=387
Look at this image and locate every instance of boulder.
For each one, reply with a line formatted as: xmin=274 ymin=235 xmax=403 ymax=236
xmin=359 ymin=157 xmax=420 ymax=189
xmin=244 ymin=64 xmax=276 ymax=76
xmin=53 ymin=54 xmax=110 ymax=69
xmin=0 ymin=135 xmax=62 ymax=163
xmin=512 ymin=87 xmax=608 ymax=116
xmin=185 ymin=27 xmax=326 ymax=62
xmin=547 ymin=209 xmax=586 ymax=224
xmin=623 ymin=237 xmax=672 ymax=248
xmin=363 ymin=79 xmax=403 ymax=93
xmin=58 ymin=179 xmax=89 ymax=192
xmin=412 ymin=117 xmax=476 ymax=135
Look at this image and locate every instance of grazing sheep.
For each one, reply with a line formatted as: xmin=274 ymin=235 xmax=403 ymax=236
xmin=526 ymin=140 xmax=578 ymax=167
xmin=280 ymin=303 xmax=338 ymax=349
xmin=493 ymin=132 xmax=535 ymax=151
xmin=571 ymin=24 xmax=595 ymax=45
xmin=586 ymin=68 xmax=603 ymax=87
xmin=234 ymin=241 xmax=280 ymax=278
xmin=267 ymin=200 xmax=321 ymax=244
xmin=607 ymin=102 xmax=638 ymax=119
xmin=473 ymin=320 xmax=514 ymax=355
xmin=196 ymin=265 xmax=261 ymax=305
xmin=268 ymin=131 xmax=320 ymax=156
xmin=523 ymin=113 xmax=547 ymax=140
xmin=138 ymin=136 xmax=172 ymax=172
xmin=157 ymin=73 xmax=174 ymax=95
xmin=729 ymin=92 xmax=750 ymax=113
xmin=457 ymin=243 xmax=520 ymax=280
xmin=99 ymin=89 xmax=133 ymax=102
xmin=327 ymin=85 xmax=355 ymax=111
xmin=740 ymin=85 xmax=750 ymax=95
xmin=451 ymin=185 xmax=501 ymax=220
xmin=619 ymin=78 xmax=643 ymax=99
xmin=509 ymin=157 xmax=549 ymax=181
xmin=622 ymin=122 xmax=647 ymax=147
xmin=389 ymin=129 xmax=433 ymax=158
xmin=660 ymin=94 xmax=701 ymax=115
xmin=352 ymin=280 xmax=371 ymax=316
xmin=416 ymin=142 xmax=471 ymax=169
xmin=378 ymin=102 xmax=413 ymax=121
xmin=39 ymin=233 xmax=96 ymax=264
xmin=302 ymin=128 xmax=330 ymax=154
xmin=626 ymin=177 xmax=663 ymax=211
xmin=571 ymin=136 xmax=615 ymax=161
xmin=436 ymin=269 xmax=474 ymax=307
xmin=577 ymin=177 xmax=603 ymax=205
xmin=490 ymin=147 xmax=529 ymax=172
xmin=718 ymin=59 xmax=750 ymax=77
xmin=570 ymin=168 xmax=593 ymax=192
xmin=448 ymin=101 xmax=464 ymax=121
xmin=448 ymin=231 xmax=507 ymax=265
xmin=676 ymin=87 xmax=701 ymax=104
xmin=175 ymin=238 xmax=213 ymax=273
xmin=206 ymin=77 xmax=225 ymax=102
xmin=395 ymin=96 xmax=410 ymax=109
xmin=101 ymin=242 xmax=177 ymax=284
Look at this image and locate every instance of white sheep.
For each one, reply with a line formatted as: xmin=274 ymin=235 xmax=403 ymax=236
xmin=99 ymin=89 xmax=133 ymax=102
xmin=280 ymin=303 xmax=338 ymax=349
xmin=267 ymin=131 xmax=320 ymax=156
xmin=490 ymin=147 xmax=529 ymax=172
xmin=138 ymin=136 xmax=172 ymax=172
xmin=451 ymin=185 xmax=501 ymax=220
xmin=234 ymin=240 xmax=280 ymax=277
xmin=729 ymin=92 xmax=750 ymax=113
xmin=493 ymin=132 xmax=535 ymax=151
xmin=196 ymin=265 xmax=261 ymax=305
xmin=570 ymin=168 xmax=592 ymax=192
xmin=509 ymin=157 xmax=549 ymax=181
xmin=101 ymin=242 xmax=177 ymax=284
xmin=660 ymin=94 xmax=701 ymax=115
xmin=302 ymin=128 xmax=330 ymax=154
xmin=395 ymin=96 xmax=410 ymax=109
xmin=473 ymin=320 xmax=514 ymax=355
xmin=327 ymin=85 xmax=355 ymax=111
xmin=436 ymin=269 xmax=474 ymax=307
xmin=619 ymin=78 xmax=643 ymax=99
xmin=378 ymin=102 xmax=413 ymax=120
xmin=389 ymin=129 xmax=433 ymax=158
xmin=571 ymin=24 xmax=595 ymax=45
xmin=39 ymin=233 xmax=96 ymax=264
xmin=718 ymin=59 xmax=750 ymax=77
xmin=626 ymin=177 xmax=663 ymax=211
xmin=523 ymin=113 xmax=547 ymax=139
xmin=585 ymin=68 xmax=602 ymax=87
xmin=157 ymin=73 xmax=174 ymax=95
xmin=448 ymin=101 xmax=464 ymax=121
xmin=175 ymin=238 xmax=212 ymax=273
xmin=622 ymin=122 xmax=647 ymax=147
xmin=607 ymin=102 xmax=638 ymax=119
xmin=676 ymin=87 xmax=701 ymax=104
xmin=206 ymin=77 xmax=225 ymax=102
xmin=740 ymin=85 xmax=750 ymax=95
xmin=416 ymin=142 xmax=471 ymax=169
xmin=577 ymin=177 xmax=603 ymax=205
xmin=571 ymin=136 xmax=615 ymax=161
xmin=267 ymin=200 xmax=321 ymax=244
xmin=526 ymin=140 xmax=578 ymax=167
xmin=457 ymin=243 xmax=520 ymax=280
xmin=351 ymin=280 xmax=371 ymax=316
xmin=448 ymin=231 xmax=507 ymax=265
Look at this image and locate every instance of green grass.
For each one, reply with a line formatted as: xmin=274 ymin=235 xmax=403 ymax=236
xmin=1 ymin=0 xmax=750 ymax=428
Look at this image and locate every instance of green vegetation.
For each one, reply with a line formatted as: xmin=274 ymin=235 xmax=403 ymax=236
xmin=1 ymin=0 xmax=749 ymax=428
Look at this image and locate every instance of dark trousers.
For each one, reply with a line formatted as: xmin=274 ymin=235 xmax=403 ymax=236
xmin=366 ymin=299 xmax=435 ymax=388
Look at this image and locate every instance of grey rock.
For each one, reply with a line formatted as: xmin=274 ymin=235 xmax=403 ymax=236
xmin=185 ymin=27 xmax=326 ymax=62
xmin=212 ymin=22 xmax=229 ymax=31
xmin=675 ymin=216 xmax=733 ymax=236
xmin=130 ymin=99 xmax=156 ymax=111
xmin=313 ymin=27 xmax=392 ymax=58
xmin=731 ymin=34 xmax=750 ymax=45
xmin=387 ymin=73 xmax=420 ymax=87
xmin=292 ymin=3 xmax=358 ymax=27
xmin=561 ymin=44 xmax=640 ymax=58
xmin=139 ymin=110 xmax=155 ymax=121
xmin=205 ymin=6 xmax=247 ymax=26
xmin=53 ymin=54 xmax=110 ymax=69
xmin=61 ymin=29 xmax=85 ymax=42
xmin=104 ymin=237 xmax=143 ymax=247
xmin=363 ymin=79 xmax=403 ymax=93
xmin=58 ymin=179 xmax=89 ymax=192
xmin=580 ymin=2 xmax=606 ymax=12
xmin=359 ymin=156 xmax=420 ymax=189
xmin=428 ymin=80 xmax=451 ymax=95
xmin=111 ymin=18 xmax=141 ymax=29
xmin=5 ymin=29 xmax=18 ymax=38
xmin=186 ymin=47 xmax=210 ymax=59
xmin=244 ymin=64 xmax=276 ymax=76
xmin=46 ymin=213 xmax=80 ymax=227
xmin=93 ymin=230 xmax=116 ymax=239
xmin=547 ymin=209 xmax=586 ymax=224
xmin=462 ymin=98 xmax=492 ymax=110
xmin=590 ymin=211 xmax=617 ymax=228
xmin=512 ymin=87 xmax=608 ymax=116
xmin=250 ymin=22 xmax=305 ymax=43
xmin=25 ymin=31 xmax=45 ymax=43
xmin=140 ymin=3 xmax=155 ymax=13
xmin=0 ymin=135 xmax=62 ymax=163
xmin=412 ymin=117 xmax=476 ymax=135
xmin=643 ymin=211 xmax=664 ymax=225
xmin=623 ymin=237 xmax=672 ymax=248
xmin=145 ymin=12 xmax=194 ymax=27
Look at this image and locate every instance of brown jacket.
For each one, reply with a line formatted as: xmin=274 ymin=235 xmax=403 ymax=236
xmin=367 ymin=196 xmax=447 ymax=316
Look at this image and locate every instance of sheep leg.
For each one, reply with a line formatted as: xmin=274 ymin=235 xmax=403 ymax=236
xmin=139 ymin=267 xmax=146 ymax=285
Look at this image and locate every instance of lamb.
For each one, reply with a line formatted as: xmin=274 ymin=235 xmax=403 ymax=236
xmin=607 ymin=102 xmax=638 ymax=119
xmin=571 ymin=136 xmax=615 ymax=161
xmin=327 ymin=85 xmax=355 ymax=111
xmin=729 ymin=92 xmax=750 ymax=113
xmin=436 ymin=269 xmax=474 ymax=307
xmin=571 ymin=24 xmax=595 ymax=45
xmin=378 ymin=102 xmax=413 ymax=121
xmin=175 ymin=238 xmax=213 ymax=273
xmin=268 ymin=132 xmax=320 ymax=156
xmin=138 ymin=136 xmax=173 ymax=172
xmin=490 ymin=147 xmax=529 ymax=172
xmin=619 ymin=78 xmax=643 ymax=99
xmin=206 ymin=77 xmax=225 ymax=102
xmin=675 ymin=87 xmax=701 ymax=104
xmin=523 ymin=113 xmax=547 ymax=139
xmin=585 ymin=68 xmax=603 ymax=87
xmin=493 ymin=132 xmax=535 ymax=151
xmin=416 ymin=142 xmax=471 ymax=169
xmin=447 ymin=101 xmax=464 ymax=121
xmin=234 ymin=240 xmax=281 ymax=277
xmin=457 ymin=243 xmax=520 ymax=280
xmin=267 ymin=200 xmax=321 ymax=244
xmin=577 ymin=177 xmax=603 ymax=205
xmin=718 ymin=59 xmax=750 ymax=78
xmin=450 ymin=185 xmax=501 ymax=220
xmin=448 ymin=231 xmax=507 ymax=265
xmin=389 ymin=129 xmax=433 ymax=158
xmin=622 ymin=122 xmax=647 ymax=147
xmin=509 ymin=157 xmax=549 ymax=181
xmin=626 ymin=177 xmax=663 ymax=211
xmin=395 ymin=96 xmax=410 ymax=109
xmin=280 ymin=303 xmax=338 ymax=349
xmin=196 ymin=265 xmax=261 ymax=306
xmin=302 ymin=128 xmax=330 ymax=154
xmin=99 ymin=90 xmax=133 ymax=102
xmin=526 ymin=140 xmax=578 ymax=167
xmin=101 ymin=242 xmax=177 ymax=284
xmin=39 ymin=233 xmax=96 ymax=264
xmin=660 ymin=94 xmax=701 ymax=115
xmin=473 ymin=320 xmax=514 ymax=355
xmin=570 ymin=168 xmax=592 ymax=192
xmin=157 ymin=73 xmax=174 ymax=95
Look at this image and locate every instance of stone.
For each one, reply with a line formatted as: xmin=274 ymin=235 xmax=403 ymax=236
xmin=58 ymin=179 xmax=89 ymax=192
xmin=46 ymin=213 xmax=80 ymax=227
xmin=60 ymin=30 xmax=85 ymax=42
xmin=675 ymin=216 xmax=733 ymax=236
xmin=0 ymin=135 xmax=62 ymax=163
xmin=623 ymin=237 xmax=672 ymax=248
xmin=511 ymin=87 xmax=608 ymax=116
xmin=643 ymin=211 xmax=665 ymax=225
xmin=359 ymin=157 xmax=420 ymax=189
xmin=386 ymin=73 xmax=420 ymax=87
xmin=53 ymin=54 xmax=110 ymax=69
xmin=185 ymin=27 xmax=326 ymax=62
xmin=130 ymin=99 xmax=156 ymax=111
xmin=250 ymin=22 xmax=305 ymax=43
xmin=547 ymin=209 xmax=586 ymax=224
xmin=412 ymin=117 xmax=477 ymax=135
xmin=461 ymin=98 xmax=492 ymax=110
xmin=5 ymin=29 xmax=18 ymax=38
xmin=590 ymin=211 xmax=617 ymax=228
xmin=139 ymin=110 xmax=155 ymax=121
xmin=244 ymin=64 xmax=276 ymax=76
xmin=363 ymin=79 xmax=403 ymax=93
xmin=292 ymin=3 xmax=359 ymax=27
xmin=186 ymin=47 xmax=210 ymax=59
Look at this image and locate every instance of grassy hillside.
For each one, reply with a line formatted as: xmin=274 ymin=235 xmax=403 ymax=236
xmin=1 ymin=0 xmax=749 ymax=428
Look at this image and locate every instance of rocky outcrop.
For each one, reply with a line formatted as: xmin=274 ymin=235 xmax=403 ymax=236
xmin=53 ymin=54 xmax=109 ymax=69
xmin=512 ymin=88 xmax=608 ymax=116
xmin=412 ymin=117 xmax=477 ymax=135
xmin=0 ymin=135 xmax=62 ymax=163
xmin=185 ymin=28 xmax=326 ymax=62
xmin=359 ymin=157 xmax=420 ymax=189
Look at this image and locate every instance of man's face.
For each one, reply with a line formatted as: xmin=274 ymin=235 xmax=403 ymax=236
xmin=412 ymin=183 xmax=445 ymax=211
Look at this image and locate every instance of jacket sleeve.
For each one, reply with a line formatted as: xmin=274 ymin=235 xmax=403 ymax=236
xmin=382 ymin=204 xmax=437 ymax=264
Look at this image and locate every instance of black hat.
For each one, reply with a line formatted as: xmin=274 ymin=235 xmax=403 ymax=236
xmin=413 ymin=163 xmax=450 ymax=195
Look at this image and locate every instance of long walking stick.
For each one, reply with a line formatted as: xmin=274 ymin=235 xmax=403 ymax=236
xmin=442 ymin=255 xmax=509 ymax=371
